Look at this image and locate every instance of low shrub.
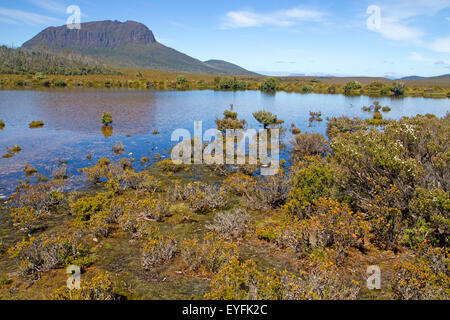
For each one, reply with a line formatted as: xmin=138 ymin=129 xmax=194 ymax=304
xmin=179 ymin=182 xmax=228 ymax=213
xmin=53 ymin=272 xmax=118 ymax=300
xmin=277 ymin=199 xmax=368 ymax=257
xmin=10 ymin=207 xmax=43 ymax=233
xmin=392 ymin=243 xmax=449 ymax=300
xmin=290 ymin=133 xmax=328 ymax=162
xmin=243 ymin=174 xmax=291 ymax=210
xmin=71 ymin=193 xmax=112 ymax=227
xmin=10 ymin=181 xmax=66 ymax=215
xmin=205 ymin=257 xmax=282 ymax=300
xmin=8 ymin=233 xmax=91 ymax=279
xmin=101 ymin=112 xmax=113 ymax=126
xmin=181 ymin=233 xmax=238 ymax=274
xmin=80 ymin=158 xmax=110 ymax=183
xmin=206 ymin=208 xmax=251 ymax=239
xmin=142 ymin=234 xmax=178 ymax=271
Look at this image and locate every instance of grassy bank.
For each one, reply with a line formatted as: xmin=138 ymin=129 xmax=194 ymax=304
xmin=1 ymin=70 xmax=449 ymax=98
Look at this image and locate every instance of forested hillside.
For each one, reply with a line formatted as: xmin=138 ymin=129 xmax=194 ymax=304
xmin=0 ymin=46 xmax=120 ymax=75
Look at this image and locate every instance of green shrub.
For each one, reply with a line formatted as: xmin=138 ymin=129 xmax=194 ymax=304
xmin=302 ymin=85 xmax=314 ymax=93
xmin=71 ymin=193 xmax=112 ymax=227
xmin=390 ymin=81 xmax=406 ymax=96
xmin=253 ymin=110 xmax=280 ymax=128
xmin=176 ymin=75 xmax=187 ymax=85
xmin=260 ymin=77 xmax=276 ymax=92
xmin=343 ymin=81 xmax=362 ymax=95
xmin=54 ymin=79 xmax=67 ymax=87
xmin=53 ymin=272 xmax=117 ymax=300
xmin=284 ymin=157 xmax=339 ymax=218
xmin=101 ymin=112 xmax=113 ymax=126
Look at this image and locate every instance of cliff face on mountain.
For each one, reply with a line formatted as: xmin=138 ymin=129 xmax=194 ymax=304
xmin=23 ymin=20 xmax=156 ymax=49
xmin=23 ymin=20 xmax=257 ymax=75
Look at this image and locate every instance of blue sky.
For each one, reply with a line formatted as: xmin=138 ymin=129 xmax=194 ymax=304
xmin=0 ymin=0 xmax=449 ymax=77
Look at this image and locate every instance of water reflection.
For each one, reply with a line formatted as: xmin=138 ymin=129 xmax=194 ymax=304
xmin=0 ymin=88 xmax=448 ymax=195
xmin=101 ymin=126 xmax=114 ymax=138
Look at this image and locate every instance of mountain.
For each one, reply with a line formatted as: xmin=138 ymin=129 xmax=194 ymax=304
xmin=22 ymin=20 xmax=257 ymax=75
xmin=203 ymin=60 xmax=256 ymax=76
xmin=399 ymin=76 xmax=425 ymax=80
xmin=399 ymin=74 xmax=450 ymax=80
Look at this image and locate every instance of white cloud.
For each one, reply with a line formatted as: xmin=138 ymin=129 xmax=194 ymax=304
xmin=376 ymin=0 xmax=450 ymax=20
xmin=409 ymin=52 xmax=427 ymax=61
xmin=0 ymin=16 xmax=18 ymax=24
xmin=367 ymin=0 xmax=449 ymax=42
xmin=0 ymin=8 xmax=63 ymax=25
xmin=446 ymin=17 xmax=450 ymax=21
xmin=26 ymin=0 xmax=68 ymax=14
xmin=221 ymin=7 xmax=326 ymax=29
xmin=430 ymin=37 xmax=450 ymax=53
xmin=377 ymin=20 xmax=424 ymax=41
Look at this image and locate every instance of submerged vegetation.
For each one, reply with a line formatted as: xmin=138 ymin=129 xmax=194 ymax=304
xmin=0 ymin=110 xmax=448 ymax=300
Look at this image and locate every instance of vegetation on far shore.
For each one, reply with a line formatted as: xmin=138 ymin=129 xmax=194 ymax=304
xmin=1 ymin=70 xmax=449 ymax=99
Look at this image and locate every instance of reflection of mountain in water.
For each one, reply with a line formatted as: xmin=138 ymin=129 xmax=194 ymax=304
xmin=32 ymin=89 xmax=162 ymax=136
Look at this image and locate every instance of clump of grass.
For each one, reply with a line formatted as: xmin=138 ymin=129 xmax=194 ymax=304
xmin=382 ymin=106 xmax=392 ymax=112
xmin=291 ymin=128 xmax=301 ymax=135
xmin=152 ymin=130 xmax=160 ymax=135
xmin=2 ymin=153 xmax=13 ymax=159
xmin=309 ymin=111 xmax=323 ymax=126
xmin=0 ymin=120 xmax=5 ymax=129
xmin=24 ymin=164 xmax=37 ymax=176
xmin=29 ymin=120 xmax=44 ymax=128
xmin=9 ymin=145 xmax=21 ymax=153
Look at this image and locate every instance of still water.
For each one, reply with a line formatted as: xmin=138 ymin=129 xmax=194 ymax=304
xmin=0 ymin=89 xmax=448 ymax=196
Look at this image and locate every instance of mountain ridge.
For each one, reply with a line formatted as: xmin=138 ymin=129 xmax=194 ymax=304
xmin=23 ymin=20 xmax=257 ymax=75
